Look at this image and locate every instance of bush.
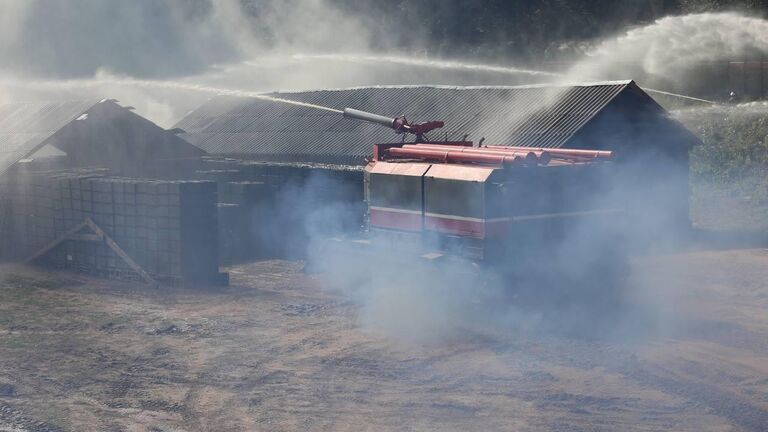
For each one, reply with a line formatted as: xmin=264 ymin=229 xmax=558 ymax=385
xmin=679 ymin=107 xmax=768 ymax=203
xmin=676 ymin=106 xmax=768 ymax=230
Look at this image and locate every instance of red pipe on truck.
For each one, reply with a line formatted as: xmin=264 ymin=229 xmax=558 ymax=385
xmin=387 ymin=147 xmax=528 ymax=166
xmin=490 ymin=145 xmax=613 ymax=159
xmin=404 ymin=144 xmax=550 ymax=165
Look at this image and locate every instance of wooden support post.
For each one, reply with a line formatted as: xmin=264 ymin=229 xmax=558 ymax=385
xmin=84 ymin=219 xmax=158 ymax=287
xmin=24 ymin=220 xmax=90 ymax=264
xmin=24 ymin=218 xmax=158 ymax=287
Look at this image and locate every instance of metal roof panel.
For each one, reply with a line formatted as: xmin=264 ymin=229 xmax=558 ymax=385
xmin=0 ymin=100 xmax=100 ymax=176
xmin=173 ymin=81 xmax=685 ymax=165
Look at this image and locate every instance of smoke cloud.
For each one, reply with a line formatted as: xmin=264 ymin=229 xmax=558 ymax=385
xmin=0 ymin=0 xmax=549 ymax=126
xmin=568 ymin=12 xmax=768 ymax=90
xmin=300 ymin=145 xmax=692 ymax=346
xmin=0 ymin=0 xmax=381 ymax=125
xmin=0 ymin=0 xmax=249 ymax=79
xmin=0 ymin=2 xmax=761 ymax=346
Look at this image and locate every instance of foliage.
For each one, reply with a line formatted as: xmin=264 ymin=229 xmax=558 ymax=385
xmin=681 ymin=109 xmax=768 ymax=203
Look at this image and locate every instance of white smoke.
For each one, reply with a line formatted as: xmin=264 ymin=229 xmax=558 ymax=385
xmin=0 ymin=0 xmax=549 ymax=126
xmin=569 ymin=12 xmax=768 ymax=87
xmin=5 ymin=6 xmax=768 ymax=125
xmin=0 ymin=0 xmax=381 ymax=125
xmin=0 ymin=2 xmax=762 ymax=345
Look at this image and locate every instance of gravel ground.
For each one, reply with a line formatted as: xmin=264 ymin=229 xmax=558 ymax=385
xmin=0 ymin=249 xmax=767 ymax=431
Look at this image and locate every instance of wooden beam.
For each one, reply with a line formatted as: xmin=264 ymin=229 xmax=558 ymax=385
xmin=84 ymin=219 xmax=158 ymax=287
xmin=24 ymin=218 xmax=158 ymax=287
xmin=68 ymin=234 xmax=101 ymax=242
xmin=24 ymin=220 xmax=90 ymax=264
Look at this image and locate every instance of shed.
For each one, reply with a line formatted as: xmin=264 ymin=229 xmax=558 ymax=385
xmin=0 ymin=99 xmax=223 ymax=285
xmin=173 ymin=81 xmax=700 ymax=260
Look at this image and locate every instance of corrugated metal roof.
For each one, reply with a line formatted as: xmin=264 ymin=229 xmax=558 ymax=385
xmin=175 ymin=81 xmax=682 ymax=165
xmin=0 ymin=99 xmax=206 ymax=177
xmin=0 ymin=100 xmax=100 ymax=176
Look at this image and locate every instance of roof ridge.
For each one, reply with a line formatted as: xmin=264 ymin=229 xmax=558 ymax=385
xmin=175 ymin=80 xmax=697 ymax=165
xmin=262 ymin=80 xmax=635 ymax=96
xmin=0 ymin=100 xmax=122 ymax=177
xmin=0 ymin=99 xmax=114 ymax=109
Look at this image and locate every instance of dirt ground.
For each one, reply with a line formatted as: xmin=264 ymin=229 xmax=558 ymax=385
xmin=0 ymin=247 xmax=768 ymax=431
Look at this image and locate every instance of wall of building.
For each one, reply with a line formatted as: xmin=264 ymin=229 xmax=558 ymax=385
xmin=195 ymin=159 xmax=366 ymax=263
xmin=0 ymin=169 xmax=224 ymax=285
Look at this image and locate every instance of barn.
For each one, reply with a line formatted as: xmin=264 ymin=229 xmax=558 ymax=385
xmin=0 ymin=99 xmax=224 ymax=285
xmin=0 ymin=82 xmax=698 ymax=282
xmin=173 ymin=80 xmax=699 ymax=259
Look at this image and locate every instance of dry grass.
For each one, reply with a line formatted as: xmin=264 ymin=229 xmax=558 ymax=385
xmin=0 ymin=252 xmax=766 ymax=431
